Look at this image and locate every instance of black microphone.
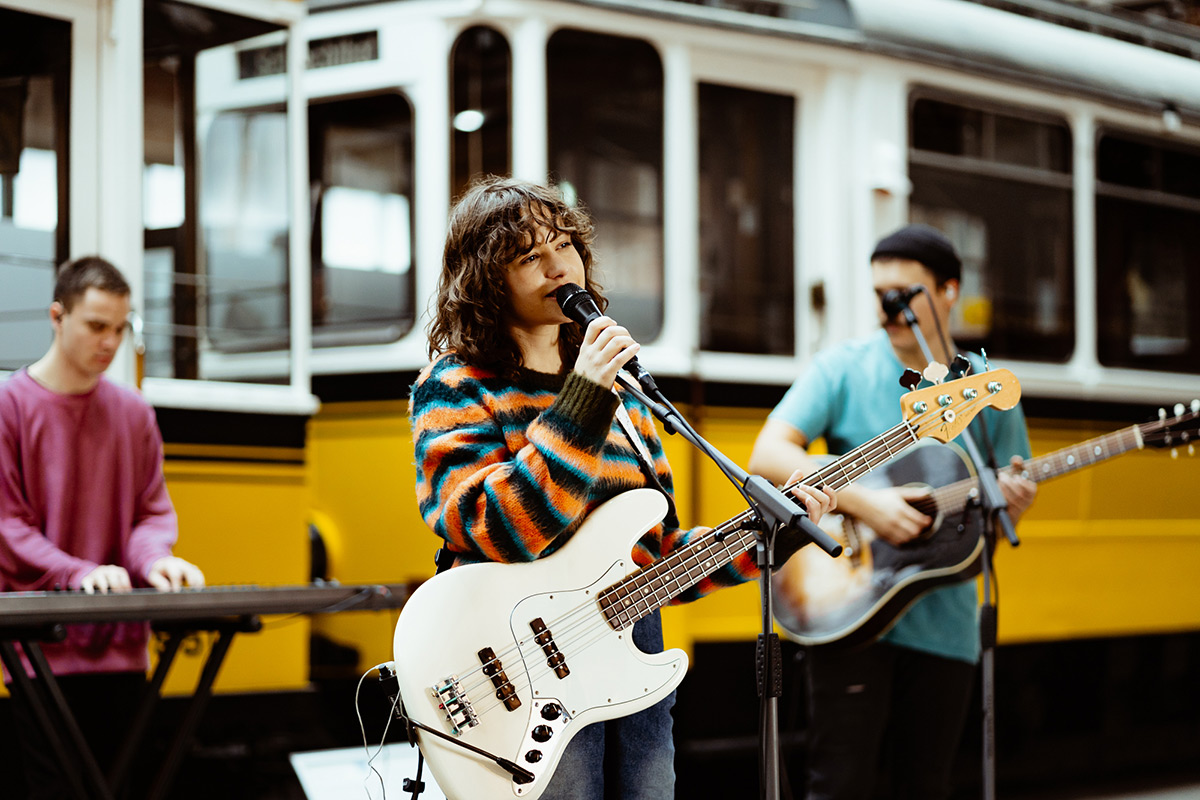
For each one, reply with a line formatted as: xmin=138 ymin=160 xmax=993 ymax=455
xmin=880 ymin=285 xmax=925 ymax=320
xmin=555 ymin=282 xmax=655 ymax=389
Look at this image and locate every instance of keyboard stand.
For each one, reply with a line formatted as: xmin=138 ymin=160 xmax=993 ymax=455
xmin=1 ymin=615 xmax=261 ymax=800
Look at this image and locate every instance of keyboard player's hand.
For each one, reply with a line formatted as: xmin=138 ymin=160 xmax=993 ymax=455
xmin=147 ymin=556 xmax=206 ymax=592
xmin=80 ymin=564 xmax=132 ymax=594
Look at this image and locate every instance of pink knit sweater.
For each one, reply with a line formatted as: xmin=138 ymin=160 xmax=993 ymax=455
xmin=0 ymin=369 xmax=177 ymax=677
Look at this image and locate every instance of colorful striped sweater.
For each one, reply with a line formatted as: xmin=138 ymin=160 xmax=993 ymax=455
xmin=409 ymin=352 xmax=761 ymax=604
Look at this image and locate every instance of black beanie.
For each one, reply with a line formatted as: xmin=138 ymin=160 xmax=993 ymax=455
xmin=870 ymin=224 xmax=961 ymax=283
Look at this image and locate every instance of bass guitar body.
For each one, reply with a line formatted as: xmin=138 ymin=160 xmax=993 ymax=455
xmin=391 ymin=489 xmax=686 ymax=800
xmin=773 ymin=440 xmax=980 ymax=648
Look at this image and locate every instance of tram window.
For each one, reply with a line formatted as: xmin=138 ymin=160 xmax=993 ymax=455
xmin=698 ymin=83 xmax=794 ymax=355
xmin=0 ymin=8 xmax=68 ymax=373
xmin=200 ymin=108 xmax=291 ymax=355
xmin=451 ymin=26 xmax=511 ymax=201
xmin=912 ymin=97 xmax=1071 ymax=173
xmin=909 ymin=94 xmax=1074 ymax=363
xmin=547 ymin=29 xmax=663 ymax=343
xmin=310 ymin=94 xmax=415 ymax=346
xmin=1096 ymin=132 xmax=1200 ymax=374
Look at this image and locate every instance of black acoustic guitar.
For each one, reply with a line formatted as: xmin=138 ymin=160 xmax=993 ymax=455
xmin=772 ymin=400 xmax=1200 ymax=648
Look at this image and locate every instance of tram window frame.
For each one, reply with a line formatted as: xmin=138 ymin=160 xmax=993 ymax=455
xmin=546 ymin=28 xmax=665 ymax=345
xmin=908 ymin=91 xmax=1075 ymax=364
xmin=138 ymin=20 xmax=315 ymax=413
xmin=309 ymin=91 xmax=417 ymax=348
xmin=1095 ymin=128 xmax=1200 ymax=375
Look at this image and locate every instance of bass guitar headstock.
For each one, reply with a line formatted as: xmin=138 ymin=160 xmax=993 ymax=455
xmin=1141 ymin=399 xmax=1200 ymax=457
xmin=900 ymin=368 xmax=1022 ymax=444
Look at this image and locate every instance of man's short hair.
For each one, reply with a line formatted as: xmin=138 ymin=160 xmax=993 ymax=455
xmin=54 ymin=256 xmax=130 ymax=311
xmin=870 ymin=224 xmax=962 ymax=285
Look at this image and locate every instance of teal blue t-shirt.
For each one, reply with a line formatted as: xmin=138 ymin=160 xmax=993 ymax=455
xmin=769 ymin=329 xmax=1031 ymax=663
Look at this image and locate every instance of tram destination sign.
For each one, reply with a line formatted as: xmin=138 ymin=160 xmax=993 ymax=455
xmin=238 ymin=31 xmax=379 ymax=80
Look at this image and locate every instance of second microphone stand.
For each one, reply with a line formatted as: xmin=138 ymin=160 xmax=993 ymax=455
xmin=892 ymin=302 xmax=1017 ymax=800
xmin=615 ymin=372 xmax=841 ymax=800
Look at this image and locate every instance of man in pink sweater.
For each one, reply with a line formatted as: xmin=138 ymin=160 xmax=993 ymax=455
xmin=0 ymin=255 xmax=204 ymax=798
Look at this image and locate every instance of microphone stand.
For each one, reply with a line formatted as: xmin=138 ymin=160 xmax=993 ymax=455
xmin=615 ymin=373 xmax=840 ymax=800
xmin=892 ymin=302 xmax=1016 ymax=800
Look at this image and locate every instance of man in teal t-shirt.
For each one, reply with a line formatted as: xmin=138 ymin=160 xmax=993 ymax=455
xmin=750 ymin=224 xmax=1037 ymax=800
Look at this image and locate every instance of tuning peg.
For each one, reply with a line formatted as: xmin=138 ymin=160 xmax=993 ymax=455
xmin=899 ymin=369 xmax=922 ymax=391
xmin=1176 ymin=403 xmax=1186 ymax=416
xmin=1159 ymin=407 xmax=1167 ymax=421
xmin=923 ymin=361 xmax=949 ymax=385
xmin=1172 ymin=448 xmax=1179 ymax=459
xmin=948 ymin=354 xmax=972 ymax=380
xmin=1192 ymin=400 xmax=1199 ymax=413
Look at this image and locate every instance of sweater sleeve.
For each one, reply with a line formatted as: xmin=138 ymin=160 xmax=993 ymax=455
xmin=411 ymin=362 xmax=619 ymax=563
xmin=0 ymin=392 xmax=96 ymax=590
xmin=122 ymin=401 xmax=178 ymax=584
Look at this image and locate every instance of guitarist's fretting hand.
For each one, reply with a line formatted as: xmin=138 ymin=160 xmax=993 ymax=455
xmin=784 ymin=473 xmax=838 ymax=529
xmin=774 ymin=473 xmax=837 ymax=565
xmin=997 ymin=455 xmax=1038 ymax=523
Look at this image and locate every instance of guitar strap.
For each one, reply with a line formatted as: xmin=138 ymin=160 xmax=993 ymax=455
xmin=614 ymin=392 xmax=679 ymax=524
xmin=615 ymin=398 xmax=654 ymax=465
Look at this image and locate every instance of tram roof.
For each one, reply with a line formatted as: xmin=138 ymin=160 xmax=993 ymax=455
xmin=306 ymin=0 xmax=1200 ymax=121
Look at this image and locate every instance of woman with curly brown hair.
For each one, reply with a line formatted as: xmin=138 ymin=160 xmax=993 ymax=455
xmin=409 ymin=176 xmax=833 ymax=798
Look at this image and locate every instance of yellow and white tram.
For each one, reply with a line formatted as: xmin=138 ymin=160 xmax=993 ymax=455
xmin=3 ymin=0 xmax=1200 ymax=789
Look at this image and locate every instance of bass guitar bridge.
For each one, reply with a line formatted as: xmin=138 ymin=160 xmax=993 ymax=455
xmin=431 ymin=675 xmax=479 ymax=735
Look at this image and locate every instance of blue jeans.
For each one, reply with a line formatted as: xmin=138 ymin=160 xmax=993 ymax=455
xmin=540 ymin=611 xmax=676 ymax=800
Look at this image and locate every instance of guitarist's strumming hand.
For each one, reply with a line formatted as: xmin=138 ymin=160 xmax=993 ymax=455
xmin=997 ymin=455 xmax=1038 ymax=523
xmin=841 ymin=485 xmax=933 ymax=546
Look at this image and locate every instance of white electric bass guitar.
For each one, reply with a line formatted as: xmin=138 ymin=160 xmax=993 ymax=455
xmin=391 ymin=369 xmax=1021 ymax=799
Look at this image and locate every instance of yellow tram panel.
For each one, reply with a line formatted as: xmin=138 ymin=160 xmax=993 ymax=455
xmin=159 ymin=457 xmax=311 ymax=694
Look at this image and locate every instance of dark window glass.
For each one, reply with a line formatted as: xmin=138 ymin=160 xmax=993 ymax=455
xmin=698 ymin=83 xmax=794 ymax=354
xmin=913 ymin=97 xmax=1071 ymax=173
xmin=1098 ymin=134 xmax=1200 ymax=201
xmin=0 ymin=8 xmax=68 ymax=372
xmin=910 ymin=94 xmax=1074 ymax=362
xmin=1096 ymin=132 xmax=1200 ymax=374
xmin=310 ymin=93 xmax=415 ymax=346
xmin=451 ymin=26 xmax=511 ymax=202
xmin=142 ymin=55 xmax=191 ymax=379
xmin=547 ymin=30 xmax=663 ymax=342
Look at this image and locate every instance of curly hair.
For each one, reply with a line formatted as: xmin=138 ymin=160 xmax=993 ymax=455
xmin=429 ymin=176 xmax=607 ymax=375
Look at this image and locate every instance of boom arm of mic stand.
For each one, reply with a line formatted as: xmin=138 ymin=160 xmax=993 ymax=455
xmin=613 ymin=374 xmax=841 ymax=558
xmin=959 ymin=430 xmax=1020 ymax=547
xmin=893 ymin=301 xmax=1019 ymax=547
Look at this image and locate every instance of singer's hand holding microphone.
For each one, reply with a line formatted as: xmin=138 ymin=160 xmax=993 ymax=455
xmin=556 ymin=283 xmax=641 ymax=390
